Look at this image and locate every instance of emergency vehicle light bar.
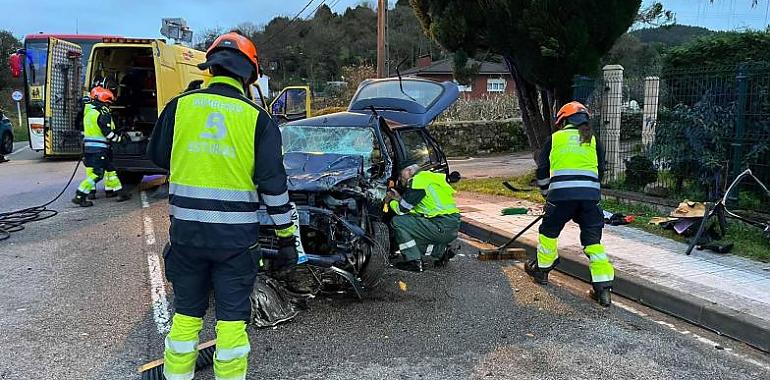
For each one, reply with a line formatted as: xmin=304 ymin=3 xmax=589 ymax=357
xmin=102 ymin=38 xmax=156 ymax=44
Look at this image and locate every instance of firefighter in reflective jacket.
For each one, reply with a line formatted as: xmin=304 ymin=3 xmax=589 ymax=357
xmin=385 ymin=164 xmax=461 ymax=272
xmin=147 ymin=31 xmax=298 ymax=380
xmin=527 ymin=101 xmax=615 ymax=307
xmin=71 ymin=86 xmax=130 ymax=207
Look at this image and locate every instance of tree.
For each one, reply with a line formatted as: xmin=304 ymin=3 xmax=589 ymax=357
xmin=410 ymin=0 xmax=641 ymax=158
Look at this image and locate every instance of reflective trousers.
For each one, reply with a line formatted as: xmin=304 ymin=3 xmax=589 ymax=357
xmin=77 ymin=149 xmax=122 ymax=193
xmin=163 ymin=244 xmax=259 ymax=380
xmin=392 ymin=213 xmax=461 ymax=262
xmin=536 ymin=200 xmax=614 ymax=286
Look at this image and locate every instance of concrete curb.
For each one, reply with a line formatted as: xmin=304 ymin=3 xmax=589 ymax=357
xmin=460 ymin=218 xmax=770 ymax=353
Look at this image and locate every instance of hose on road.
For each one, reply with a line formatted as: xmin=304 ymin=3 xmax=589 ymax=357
xmin=0 ymin=160 xmax=81 ymax=241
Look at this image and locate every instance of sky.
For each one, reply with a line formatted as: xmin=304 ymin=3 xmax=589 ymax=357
xmin=2 ymin=0 xmax=769 ymax=40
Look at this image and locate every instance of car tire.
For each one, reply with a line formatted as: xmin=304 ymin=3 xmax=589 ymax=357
xmin=360 ymin=221 xmax=389 ymax=290
xmin=117 ymin=171 xmax=144 ymax=185
xmin=1 ymin=132 xmax=12 ymax=155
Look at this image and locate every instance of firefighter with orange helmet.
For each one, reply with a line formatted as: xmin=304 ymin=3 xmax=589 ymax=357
xmin=527 ymin=101 xmax=615 ymax=306
xmin=148 ymin=31 xmax=298 ymax=380
xmin=71 ymin=85 xmax=130 ymax=207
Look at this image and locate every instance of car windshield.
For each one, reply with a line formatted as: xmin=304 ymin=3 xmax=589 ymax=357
xmin=281 ymin=125 xmax=379 ymax=170
xmin=354 ymin=80 xmax=444 ymax=108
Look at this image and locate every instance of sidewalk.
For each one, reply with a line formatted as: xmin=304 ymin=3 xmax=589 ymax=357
xmin=456 ymin=193 xmax=770 ymax=353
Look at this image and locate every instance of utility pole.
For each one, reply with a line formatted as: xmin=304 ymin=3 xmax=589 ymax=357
xmin=377 ymin=0 xmax=389 ymax=78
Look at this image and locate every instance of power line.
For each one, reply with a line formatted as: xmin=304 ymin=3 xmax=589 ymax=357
xmin=263 ymin=0 xmax=319 ymax=45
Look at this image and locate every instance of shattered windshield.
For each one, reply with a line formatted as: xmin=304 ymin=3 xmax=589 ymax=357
xmin=280 ymin=125 xmax=379 ymax=170
xmin=355 ymin=80 xmax=444 ymax=108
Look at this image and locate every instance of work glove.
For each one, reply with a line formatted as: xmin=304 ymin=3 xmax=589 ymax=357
xmin=273 ymin=236 xmax=298 ymax=274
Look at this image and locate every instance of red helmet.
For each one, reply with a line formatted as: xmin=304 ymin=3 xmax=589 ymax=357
xmin=205 ymin=32 xmax=259 ymax=81
xmin=555 ymin=101 xmax=590 ymax=126
xmin=90 ymin=86 xmax=115 ymax=104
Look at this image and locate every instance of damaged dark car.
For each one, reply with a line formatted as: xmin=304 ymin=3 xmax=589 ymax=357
xmin=251 ymin=78 xmax=461 ymax=326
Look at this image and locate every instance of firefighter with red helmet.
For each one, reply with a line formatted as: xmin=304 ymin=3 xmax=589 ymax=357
xmin=71 ymin=86 xmax=130 ymax=207
xmin=527 ymin=101 xmax=615 ymax=307
xmin=148 ymin=31 xmax=298 ymax=380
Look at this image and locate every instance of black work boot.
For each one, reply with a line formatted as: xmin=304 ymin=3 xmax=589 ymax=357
xmin=525 ymin=258 xmax=558 ymax=285
xmin=393 ymin=260 xmax=423 ymax=273
xmin=114 ymin=190 xmax=132 ymax=202
xmin=105 ymin=190 xmax=116 ymax=198
xmin=590 ymin=285 xmax=612 ymax=307
xmin=87 ymin=191 xmax=97 ymax=200
xmin=71 ymin=191 xmax=94 ymax=207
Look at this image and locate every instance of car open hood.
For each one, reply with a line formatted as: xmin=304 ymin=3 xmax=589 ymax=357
xmin=347 ymin=78 xmax=459 ymax=125
xmin=284 ymin=152 xmax=363 ymax=192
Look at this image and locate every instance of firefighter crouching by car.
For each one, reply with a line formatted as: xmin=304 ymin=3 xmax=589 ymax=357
xmin=527 ymin=101 xmax=615 ymax=307
xmin=385 ymin=164 xmax=461 ymax=272
xmin=71 ymin=86 xmax=130 ymax=207
xmin=147 ymin=31 xmax=299 ymax=380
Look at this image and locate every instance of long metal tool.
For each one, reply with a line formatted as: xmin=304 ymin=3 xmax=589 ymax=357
xmin=479 ymin=182 xmax=543 ymax=258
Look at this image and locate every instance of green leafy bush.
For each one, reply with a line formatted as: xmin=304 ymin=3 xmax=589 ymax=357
xmin=624 ymin=155 xmax=657 ymax=190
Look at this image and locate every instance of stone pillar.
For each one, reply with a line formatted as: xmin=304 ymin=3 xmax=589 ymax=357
xmin=642 ymin=76 xmax=660 ymax=147
xmin=601 ymin=65 xmax=623 ymax=181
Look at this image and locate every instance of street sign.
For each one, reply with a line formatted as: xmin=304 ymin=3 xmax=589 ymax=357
xmin=11 ymin=89 xmax=23 ymax=102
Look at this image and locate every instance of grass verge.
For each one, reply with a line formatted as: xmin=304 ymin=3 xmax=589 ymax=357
xmin=458 ymin=173 xmax=770 ymax=263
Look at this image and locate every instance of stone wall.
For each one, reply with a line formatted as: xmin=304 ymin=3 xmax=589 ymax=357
xmin=428 ymin=118 xmax=528 ymax=157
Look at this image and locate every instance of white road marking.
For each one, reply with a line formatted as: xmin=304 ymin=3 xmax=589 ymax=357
xmin=147 ymin=253 xmax=171 ymax=334
xmin=140 ymin=191 xmax=150 ymax=208
xmin=143 ymin=216 xmax=156 ymax=245
xmin=141 ymin=190 xmax=171 ymax=334
xmin=615 ymin=301 xmax=770 ymax=371
xmin=7 ymin=145 xmax=29 ymax=156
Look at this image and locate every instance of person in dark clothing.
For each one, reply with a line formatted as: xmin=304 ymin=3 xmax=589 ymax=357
xmin=147 ymin=31 xmax=298 ymax=380
xmin=527 ymin=101 xmax=615 ymax=307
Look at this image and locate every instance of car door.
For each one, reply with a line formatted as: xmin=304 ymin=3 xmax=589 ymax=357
xmin=396 ymin=127 xmax=446 ymax=173
xmin=270 ymin=86 xmax=312 ymax=124
xmin=45 ymin=37 xmax=83 ymax=156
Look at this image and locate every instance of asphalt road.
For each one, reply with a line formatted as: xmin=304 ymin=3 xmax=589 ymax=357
xmin=448 ymin=152 xmax=536 ymax=179
xmin=1 ymin=155 xmax=769 ymax=380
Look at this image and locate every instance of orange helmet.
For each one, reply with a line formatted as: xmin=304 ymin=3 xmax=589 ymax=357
xmin=204 ymin=32 xmax=259 ymax=82
xmin=90 ymin=86 xmax=115 ymax=104
xmin=555 ymin=101 xmax=590 ymax=126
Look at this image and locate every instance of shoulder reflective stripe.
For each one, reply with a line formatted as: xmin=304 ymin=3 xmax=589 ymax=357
xmin=591 ymin=274 xmax=614 ymax=282
xmin=170 ymin=183 xmax=258 ymax=203
xmin=548 ymin=181 xmax=601 ymax=190
xmin=215 ymin=344 xmax=251 ymax=361
xmin=399 ymin=199 xmax=414 ymax=210
xmin=165 ymin=336 xmax=198 ymax=354
xmin=163 ymin=369 xmax=195 ymax=380
xmin=261 ymin=191 xmax=289 ymax=207
xmin=170 ymin=205 xmax=259 ymax=224
xmin=268 ymin=209 xmax=292 ymax=226
xmin=399 ymin=240 xmax=417 ymax=251
xmin=552 ymin=169 xmax=599 ymax=178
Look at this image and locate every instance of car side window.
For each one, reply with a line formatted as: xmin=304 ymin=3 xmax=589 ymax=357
xmin=423 ymin=131 xmax=440 ymax=163
xmin=399 ymin=129 xmax=431 ymax=167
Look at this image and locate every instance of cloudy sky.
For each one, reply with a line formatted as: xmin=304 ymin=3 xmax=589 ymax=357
xmin=3 ymin=0 xmax=768 ymax=40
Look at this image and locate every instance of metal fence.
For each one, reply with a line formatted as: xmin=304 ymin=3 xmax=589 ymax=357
xmin=576 ymin=63 xmax=770 ymax=212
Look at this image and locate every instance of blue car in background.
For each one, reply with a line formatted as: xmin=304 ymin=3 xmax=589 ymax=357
xmin=0 ymin=109 xmax=13 ymax=156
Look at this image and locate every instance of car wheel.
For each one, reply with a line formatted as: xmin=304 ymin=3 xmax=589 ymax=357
xmin=360 ymin=221 xmax=389 ymax=289
xmin=1 ymin=132 xmax=12 ymax=155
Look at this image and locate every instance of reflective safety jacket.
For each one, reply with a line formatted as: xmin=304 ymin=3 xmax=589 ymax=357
xmin=147 ymin=76 xmax=293 ymax=249
xmin=536 ymin=125 xmax=606 ymax=202
xmin=390 ymin=171 xmax=460 ymax=218
xmin=82 ymin=102 xmax=119 ymax=152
